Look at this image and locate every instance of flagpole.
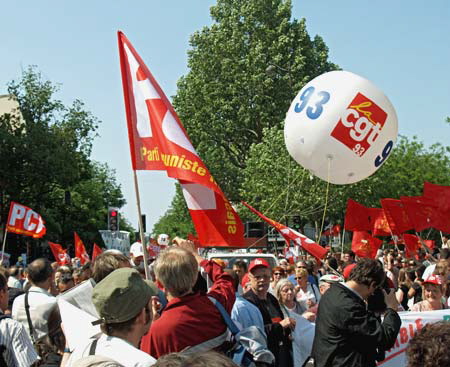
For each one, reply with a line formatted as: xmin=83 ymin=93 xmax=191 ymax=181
xmin=415 ymin=231 xmax=437 ymax=262
xmin=1 ymin=228 xmax=7 ymax=264
xmin=439 ymin=231 xmax=444 ymax=245
xmin=133 ymin=170 xmax=150 ymax=280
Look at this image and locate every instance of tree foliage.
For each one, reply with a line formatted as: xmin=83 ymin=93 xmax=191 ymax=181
xmin=155 ymin=0 xmax=338 ymax=234
xmin=240 ymin=126 xmax=450 ymax=228
xmin=0 ymin=67 xmax=130 ymax=255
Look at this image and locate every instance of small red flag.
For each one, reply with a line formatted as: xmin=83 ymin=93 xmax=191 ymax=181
xmin=344 ymin=199 xmax=371 ymax=231
xmin=48 ymin=242 xmax=70 ymax=265
xmin=6 ymin=202 xmax=46 ymax=239
xmin=242 ymin=202 xmax=328 ymax=260
xmin=403 ymin=234 xmax=421 ymax=258
xmin=369 ymin=208 xmax=392 ymax=236
xmin=380 ymin=198 xmax=413 ymax=234
xmin=74 ymin=232 xmax=90 ymax=265
xmin=92 ymin=243 xmax=103 ymax=261
xmin=351 ymin=231 xmax=383 ymax=259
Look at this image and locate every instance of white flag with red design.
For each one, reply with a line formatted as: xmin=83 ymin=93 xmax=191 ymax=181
xmin=118 ymin=31 xmax=244 ymax=247
xmin=242 ymin=202 xmax=328 ymax=260
xmin=74 ymin=232 xmax=90 ymax=265
xmin=6 ymin=202 xmax=46 ymax=238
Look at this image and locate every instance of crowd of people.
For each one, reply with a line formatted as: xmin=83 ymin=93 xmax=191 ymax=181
xmin=0 ymin=237 xmax=449 ymax=367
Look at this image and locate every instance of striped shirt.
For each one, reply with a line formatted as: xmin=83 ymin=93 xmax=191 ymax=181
xmin=0 ymin=313 xmax=39 ymax=366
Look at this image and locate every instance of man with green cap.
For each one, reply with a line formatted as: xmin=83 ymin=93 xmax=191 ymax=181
xmin=63 ymin=268 xmax=158 ymax=366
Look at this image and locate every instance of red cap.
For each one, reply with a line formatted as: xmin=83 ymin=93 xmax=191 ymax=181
xmin=343 ymin=263 xmax=357 ymax=280
xmin=423 ymin=274 xmax=443 ymax=286
xmin=248 ymin=258 xmax=270 ymax=273
xmin=241 ymin=273 xmax=250 ymax=288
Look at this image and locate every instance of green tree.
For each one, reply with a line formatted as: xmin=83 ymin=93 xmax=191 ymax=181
xmin=0 ymin=67 xmax=129 ymax=257
xmin=240 ymin=126 xmax=450 ymax=230
xmin=155 ymin=0 xmax=338 ymax=234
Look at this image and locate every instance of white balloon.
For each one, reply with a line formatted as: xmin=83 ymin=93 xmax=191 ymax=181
xmin=284 ymin=71 xmax=398 ymax=184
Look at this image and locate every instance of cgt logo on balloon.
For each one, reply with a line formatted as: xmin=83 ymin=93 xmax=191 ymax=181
xmin=330 ymin=93 xmax=387 ymax=158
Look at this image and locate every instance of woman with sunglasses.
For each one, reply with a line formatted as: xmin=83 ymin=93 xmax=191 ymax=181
xmin=269 ymin=266 xmax=286 ymax=294
xmin=294 ymin=268 xmax=320 ymax=310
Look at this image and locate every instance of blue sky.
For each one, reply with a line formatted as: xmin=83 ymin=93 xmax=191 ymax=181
xmin=1 ymin=1 xmax=449 ymax=234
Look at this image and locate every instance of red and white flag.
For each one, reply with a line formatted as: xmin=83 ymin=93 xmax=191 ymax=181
xmin=6 ymin=202 xmax=46 ymax=238
xmin=118 ymin=31 xmax=244 ymax=247
xmin=92 ymin=243 xmax=103 ymax=261
xmin=48 ymin=242 xmax=70 ymax=265
xmin=74 ymin=232 xmax=90 ymax=265
xmin=242 ymin=202 xmax=328 ymax=260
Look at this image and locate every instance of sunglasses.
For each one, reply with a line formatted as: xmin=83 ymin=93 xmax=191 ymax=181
xmin=296 ymin=266 xmax=307 ymax=269
xmin=295 ymin=277 xmax=303 ymax=280
xmin=274 ymin=272 xmax=283 ymax=275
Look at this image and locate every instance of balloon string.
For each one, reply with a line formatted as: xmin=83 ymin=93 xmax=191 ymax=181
xmin=318 ymin=157 xmax=331 ymax=242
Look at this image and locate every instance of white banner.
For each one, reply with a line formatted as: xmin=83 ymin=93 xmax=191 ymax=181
xmin=378 ymin=309 xmax=450 ymax=366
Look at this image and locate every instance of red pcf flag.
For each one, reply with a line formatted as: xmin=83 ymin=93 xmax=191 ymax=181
xmin=92 ymin=243 xmax=103 ymax=262
xmin=344 ymin=199 xmax=371 ymax=231
xmin=351 ymin=231 xmax=383 ymax=259
xmin=74 ymin=232 xmax=90 ymax=265
xmin=242 ymin=202 xmax=328 ymax=260
xmin=118 ymin=31 xmax=244 ymax=247
xmin=48 ymin=242 xmax=70 ymax=265
xmin=369 ymin=208 xmax=392 ymax=236
xmin=6 ymin=202 xmax=46 ymax=238
xmin=380 ymin=198 xmax=413 ymax=235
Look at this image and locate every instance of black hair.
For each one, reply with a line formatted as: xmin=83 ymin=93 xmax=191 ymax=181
xmin=233 ymin=260 xmax=248 ymax=272
xmin=348 ymin=258 xmax=385 ymax=287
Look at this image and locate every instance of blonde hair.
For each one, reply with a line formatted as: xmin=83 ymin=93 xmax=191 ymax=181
xmin=154 ymin=247 xmax=198 ymax=297
xmin=295 ymin=268 xmax=308 ymax=278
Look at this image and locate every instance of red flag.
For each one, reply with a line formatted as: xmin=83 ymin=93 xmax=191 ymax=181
xmin=423 ymin=240 xmax=435 ymax=250
xmin=323 ymin=224 xmax=341 ymax=237
xmin=92 ymin=243 xmax=103 ymax=261
xmin=380 ymin=198 xmax=413 ymax=234
xmin=400 ymin=196 xmax=449 ymax=232
xmin=423 ymin=182 xmax=450 ymax=212
xmin=351 ymin=231 xmax=382 ymax=259
xmin=48 ymin=242 xmax=70 ymax=265
xmin=369 ymin=208 xmax=392 ymax=236
xmin=403 ymin=234 xmax=421 ymax=258
xmin=118 ymin=32 xmax=244 ymax=247
xmin=74 ymin=232 xmax=90 ymax=265
xmin=344 ymin=199 xmax=371 ymax=231
xmin=6 ymin=202 xmax=46 ymax=238
xmin=242 ymin=202 xmax=328 ymax=260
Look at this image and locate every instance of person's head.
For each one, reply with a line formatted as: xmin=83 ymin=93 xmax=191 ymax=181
xmin=406 ymin=321 xmax=450 ymax=367
xmin=296 ymin=261 xmax=307 ymax=270
xmin=0 ymin=272 xmax=8 ymax=312
xmin=56 ymin=272 xmax=75 ymax=293
xmin=326 ymin=257 xmax=338 ymax=271
xmin=347 ymin=259 xmax=385 ymax=300
xmin=434 ymin=259 xmax=448 ymax=277
xmin=154 ymin=247 xmax=198 ymax=297
xmin=439 ymin=248 xmax=450 ymax=267
xmin=72 ymin=268 xmax=82 ymax=284
xmin=92 ymin=268 xmax=158 ymax=340
xmin=415 ymin=264 xmax=426 ymax=280
xmin=422 ymin=275 xmax=444 ymax=307
xmin=80 ymin=262 xmax=92 ymax=281
xmin=241 ymin=273 xmax=251 ymax=292
xmin=275 ymin=278 xmax=295 ymax=306
xmin=271 ymin=266 xmax=285 ymax=283
xmin=232 ymin=260 xmax=247 ymax=280
xmin=295 ymin=268 xmax=308 ymax=287
xmin=8 ymin=266 xmax=19 ymax=278
xmin=343 ymin=250 xmax=356 ymax=263
xmin=28 ymin=258 xmax=53 ymax=288
xmin=248 ymin=259 xmax=271 ymax=298
xmin=129 ymin=242 xmax=144 ymax=266
xmin=279 ymin=258 xmax=288 ymax=270
xmin=318 ymin=274 xmax=343 ymax=295
xmin=92 ymin=250 xmax=131 ymax=283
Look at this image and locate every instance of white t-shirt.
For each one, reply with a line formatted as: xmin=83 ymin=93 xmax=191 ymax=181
xmin=67 ymin=334 xmax=156 ymax=367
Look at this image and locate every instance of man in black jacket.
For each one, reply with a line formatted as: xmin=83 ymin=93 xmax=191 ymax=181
xmin=311 ymin=258 xmax=401 ymax=367
xmin=243 ymin=259 xmax=296 ymax=367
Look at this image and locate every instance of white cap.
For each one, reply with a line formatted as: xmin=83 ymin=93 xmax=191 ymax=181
xmin=319 ymin=274 xmax=343 ymax=285
xmin=157 ymin=234 xmax=170 ymax=246
xmin=130 ymin=242 xmax=144 ymax=257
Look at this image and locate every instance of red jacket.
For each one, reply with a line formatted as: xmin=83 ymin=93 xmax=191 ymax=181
xmin=141 ymin=259 xmax=235 ymax=358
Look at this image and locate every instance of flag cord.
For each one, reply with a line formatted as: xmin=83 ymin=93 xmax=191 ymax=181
xmin=317 ymin=157 xmax=332 ymax=242
xmin=133 ymin=170 xmax=150 ymax=280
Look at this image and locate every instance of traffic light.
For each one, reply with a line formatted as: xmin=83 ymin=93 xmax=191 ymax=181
xmin=108 ymin=207 xmax=120 ymax=231
xmin=292 ymin=215 xmax=301 ymax=231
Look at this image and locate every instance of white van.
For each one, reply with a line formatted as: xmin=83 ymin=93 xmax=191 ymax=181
xmin=206 ymin=252 xmax=278 ymax=269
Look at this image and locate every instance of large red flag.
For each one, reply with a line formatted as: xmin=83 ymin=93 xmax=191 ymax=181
xmin=369 ymin=208 xmax=392 ymax=236
xmin=74 ymin=232 xmax=90 ymax=265
xmin=118 ymin=31 xmax=244 ymax=247
xmin=403 ymin=234 xmax=420 ymax=258
xmin=351 ymin=231 xmax=383 ymax=259
xmin=242 ymin=202 xmax=328 ymax=260
xmin=92 ymin=243 xmax=103 ymax=262
xmin=6 ymin=202 xmax=46 ymax=239
xmin=423 ymin=182 xmax=450 ymax=212
xmin=380 ymin=198 xmax=413 ymax=234
xmin=48 ymin=242 xmax=70 ymax=265
xmin=400 ymin=196 xmax=450 ymax=232
xmin=344 ymin=199 xmax=371 ymax=231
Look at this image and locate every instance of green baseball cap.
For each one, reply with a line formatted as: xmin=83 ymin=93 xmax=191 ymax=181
xmin=92 ymin=268 xmax=159 ymax=325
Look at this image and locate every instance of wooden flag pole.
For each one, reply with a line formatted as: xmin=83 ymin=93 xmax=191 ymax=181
xmin=1 ymin=228 xmax=8 ymax=264
xmin=415 ymin=231 xmax=437 ymax=262
xmin=133 ymin=170 xmax=150 ymax=280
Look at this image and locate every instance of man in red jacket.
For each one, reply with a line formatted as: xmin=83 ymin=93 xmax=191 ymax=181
xmin=140 ymin=239 xmax=235 ymax=358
